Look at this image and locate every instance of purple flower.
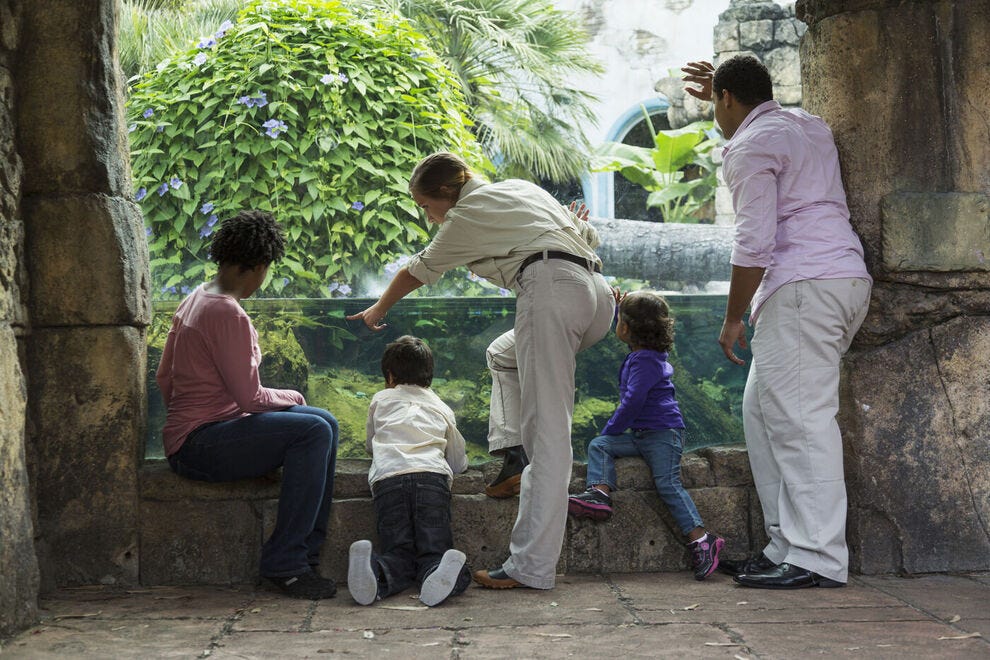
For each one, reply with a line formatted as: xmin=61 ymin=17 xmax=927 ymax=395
xmin=128 ymin=123 xmax=137 ymax=133
xmin=411 ymin=49 xmax=425 ymax=59
xmin=215 ymin=20 xmax=234 ymax=39
xmin=328 ymin=282 xmax=340 ymax=293
xmin=135 ymin=187 xmax=147 ymax=201
xmin=207 ymin=214 xmax=218 ymax=226
xmin=281 ymin=277 xmax=289 ymax=286
xmin=320 ymin=73 xmax=334 ymax=85
xmin=156 ymin=124 xmax=164 ymax=133
xmin=157 ymin=183 xmax=169 ymax=196
xmin=197 ymin=38 xmax=217 ymax=49
xmin=498 ymin=288 xmax=512 ymax=297
xmin=144 ymin=226 xmax=152 ymax=237
xmin=169 ymin=177 xmax=183 ymax=189
xmin=237 ymin=92 xmax=268 ymax=109
xmin=161 ymin=286 xmax=177 ymax=294
xmin=193 ymin=52 xmax=208 ymax=66
xmin=180 ymin=286 xmax=191 ymax=294
xmin=338 ymin=284 xmax=352 ymax=296
xmin=262 ymin=118 xmax=287 ymax=138
xmin=143 ymin=108 xmax=154 ymax=118
xmin=199 ymin=225 xmax=212 ymax=238
xmin=200 ymin=202 xmax=215 ymax=214
xmin=351 ymin=201 xmax=364 ymax=211
xmin=338 ymin=72 xmax=349 ymax=83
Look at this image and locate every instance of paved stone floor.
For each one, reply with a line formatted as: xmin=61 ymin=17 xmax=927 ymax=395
xmin=3 ymin=572 xmax=988 ymax=659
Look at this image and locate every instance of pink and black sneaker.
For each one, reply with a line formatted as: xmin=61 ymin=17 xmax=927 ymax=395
xmin=568 ymin=487 xmax=613 ymax=521
xmin=689 ymin=533 xmax=725 ymax=580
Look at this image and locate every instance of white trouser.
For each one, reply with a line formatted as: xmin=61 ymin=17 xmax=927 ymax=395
xmin=744 ymin=277 xmax=871 ymax=583
xmin=490 ymin=258 xmax=615 ymax=588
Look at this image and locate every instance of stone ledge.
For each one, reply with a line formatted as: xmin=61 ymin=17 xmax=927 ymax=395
xmin=138 ymin=446 xmax=759 ymax=585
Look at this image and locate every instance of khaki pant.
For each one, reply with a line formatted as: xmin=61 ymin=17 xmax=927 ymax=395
xmin=487 ymin=258 xmax=615 ymax=588
xmin=744 ymin=277 xmax=871 ymax=582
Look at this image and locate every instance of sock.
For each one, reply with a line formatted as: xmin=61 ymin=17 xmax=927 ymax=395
xmin=689 ymin=533 xmax=709 ymax=545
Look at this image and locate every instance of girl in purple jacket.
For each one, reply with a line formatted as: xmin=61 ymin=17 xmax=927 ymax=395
xmin=567 ymin=290 xmax=724 ymax=580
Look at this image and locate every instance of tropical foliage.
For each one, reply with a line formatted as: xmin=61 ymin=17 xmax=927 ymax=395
xmin=119 ymin=0 xmax=243 ymax=82
xmin=127 ymin=0 xmax=484 ymax=298
xmin=357 ymin=0 xmax=603 ymax=184
xmin=592 ymin=115 xmax=720 ymax=224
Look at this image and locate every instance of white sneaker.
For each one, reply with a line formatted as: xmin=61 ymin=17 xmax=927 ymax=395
xmin=347 ymin=540 xmax=378 ymax=606
xmin=419 ymin=549 xmax=466 ymax=607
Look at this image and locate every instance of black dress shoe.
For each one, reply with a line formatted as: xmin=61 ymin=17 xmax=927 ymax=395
xmin=734 ymin=563 xmax=845 ymax=589
xmin=718 ymin=552 xmax=776 ymax=577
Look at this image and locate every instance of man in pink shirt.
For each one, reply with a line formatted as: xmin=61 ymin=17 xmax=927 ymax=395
xmin=158 ymin=210 xmax=339 ymax=599
xmin=683 ymin=56 xmax=872 ymax=589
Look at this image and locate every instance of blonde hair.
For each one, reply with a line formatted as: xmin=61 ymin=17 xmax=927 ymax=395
xmin=408 ymin=152 xmax=473 ymax=201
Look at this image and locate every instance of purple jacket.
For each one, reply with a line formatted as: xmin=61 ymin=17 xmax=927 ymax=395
xmin=601 ymin=349 xmax=684 ymax=436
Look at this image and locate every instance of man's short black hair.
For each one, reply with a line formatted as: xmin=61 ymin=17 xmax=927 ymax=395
xmin=208 ymin=210 xmax=286 ymax=271
xmin=381 ymin=335 xmax=434 ymax=387
xmin=713 ymin=55 xmax=774 ymax=106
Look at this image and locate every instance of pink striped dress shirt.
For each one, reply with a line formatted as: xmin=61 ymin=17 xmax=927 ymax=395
xmin=721 ymin=100 xmax=871 ymax=322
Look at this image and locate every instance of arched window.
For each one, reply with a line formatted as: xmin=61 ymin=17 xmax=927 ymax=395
xmin=582 ymin=97 xmax=670 ymax=219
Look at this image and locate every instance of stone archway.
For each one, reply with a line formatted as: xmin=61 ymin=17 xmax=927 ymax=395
xmin=1 ymin=0 xmax=988 ymax=639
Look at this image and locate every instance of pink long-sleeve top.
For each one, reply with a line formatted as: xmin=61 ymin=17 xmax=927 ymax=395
xmin=722 ymin=100 xmax=871 ymax=323
xmin=156 ymin=284 xmax=305 ymax=457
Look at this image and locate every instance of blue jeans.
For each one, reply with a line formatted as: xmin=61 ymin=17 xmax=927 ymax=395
xmin=167 ymin=405 xmax=338 ymax=577
xmin=585 ymin=429 xmax=703 ymax=535
xmin=371 ymin=472 xmax=471 ymax=599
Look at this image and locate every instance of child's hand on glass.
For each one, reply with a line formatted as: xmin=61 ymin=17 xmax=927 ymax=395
xmin=568 ymin=201 xmax=590 ymax=222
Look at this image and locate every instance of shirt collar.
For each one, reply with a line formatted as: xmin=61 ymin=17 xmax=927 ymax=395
xmin=457 ymin=176 xmax=486 ymax=201
xmin=722 ymin=100 xmax=782 ymax=154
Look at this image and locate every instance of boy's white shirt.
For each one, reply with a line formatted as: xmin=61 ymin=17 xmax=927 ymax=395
xmin=365 ymin=383 xmax=468 ymax=487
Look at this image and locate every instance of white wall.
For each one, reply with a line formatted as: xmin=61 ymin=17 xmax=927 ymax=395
xmin=555 ymin=0 xmax=730 ymax=144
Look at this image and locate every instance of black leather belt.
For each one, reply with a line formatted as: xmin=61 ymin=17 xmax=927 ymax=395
xmin=517 ymin=250 xmax=602 ymax=278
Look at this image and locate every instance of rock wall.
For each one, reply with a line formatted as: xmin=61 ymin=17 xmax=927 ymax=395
xmin=16 ymin=0 xmax=150 ymax=591
xmin=139 ymin=449 xmax=764 ymax=586
xmin=0 ymin=0 xmax=40 ymax=639
xmin=797 ymin=0 xmax=990 ymax=574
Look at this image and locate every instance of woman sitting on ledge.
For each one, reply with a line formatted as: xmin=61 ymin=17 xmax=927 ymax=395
xmin=156 ymin=210 xmax=339 ymax=600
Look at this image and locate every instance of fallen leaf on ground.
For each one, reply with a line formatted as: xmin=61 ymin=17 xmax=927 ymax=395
xmin=585 ymin=607 xmax=603 ymax=611
xmin=379 ymin=605 xmax=428 ymax=611
xmin=550 ymin=601 xmax=558 ymax=607
xmin=938 ymin=633 xmax=981 ymax=640
xmin=736 ymin=601 xmax=748 ymax=605
xmin=250 ymin=608 xmax=261 ymax=614
xmin=734 ymin=655 xmax=749 ymax=660
xmin=420 ymin=642 xmax=441 ymax=646
xmin=535 ymin=633 xmax=572 ymax=638
xmin=362 ymin=631 xmax=375 ymax=639
xmin=684 ymin=603 xmax=700 ymax=610
xmin=948 ymin=615 xmax=961 ymax=623
xmin=53 ymin=612 xmax=102 ymax=621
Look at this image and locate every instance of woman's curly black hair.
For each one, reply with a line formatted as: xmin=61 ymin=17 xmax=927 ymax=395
xmin=208 ymin=210 xmax=286 ymax=271
xmin=619 ymin=290 xmax=675 ymax=352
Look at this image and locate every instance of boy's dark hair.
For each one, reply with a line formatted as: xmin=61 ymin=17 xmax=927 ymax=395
xmin=381 ymin=335 xmax=434 ymax=387
xmin=713 ymin=55 xmax=773 ymax=106
xmin=619 ymin=291 xmax=675 ymax=352
xmin=208 ymin=210 xmax=286 ymax=271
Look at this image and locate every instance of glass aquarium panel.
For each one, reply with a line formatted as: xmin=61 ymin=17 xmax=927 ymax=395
xmin=146 ymin=295 xmax=749 ymax=462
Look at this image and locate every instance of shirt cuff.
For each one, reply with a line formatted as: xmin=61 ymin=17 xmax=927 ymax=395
xmin=405 ymin=253 xmax=444 ymax=286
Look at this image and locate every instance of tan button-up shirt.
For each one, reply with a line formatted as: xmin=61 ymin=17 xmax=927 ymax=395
xmin=405 ymin=178 xmax=601 ymax=290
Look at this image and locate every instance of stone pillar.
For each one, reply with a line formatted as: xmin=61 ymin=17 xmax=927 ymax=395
xmin=797 ymin=0 xmax=990 ymax=574
xmin=16 ymin=0 xmax=150 ymax=588
xmin=0 ymin=0 xmax=40 ymax=637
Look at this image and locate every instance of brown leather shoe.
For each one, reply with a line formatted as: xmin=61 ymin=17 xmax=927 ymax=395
xmin=473 ymin=567 xmax=524 ymax=589
xmin=484 ymin=472 xmax=522 ymax=498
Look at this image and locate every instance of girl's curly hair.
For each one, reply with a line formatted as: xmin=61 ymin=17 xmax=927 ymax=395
xmin=208 ymin=210 xmax=286 ymax=271
xmin=619 ymin=290 xmax=675 ymax=352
